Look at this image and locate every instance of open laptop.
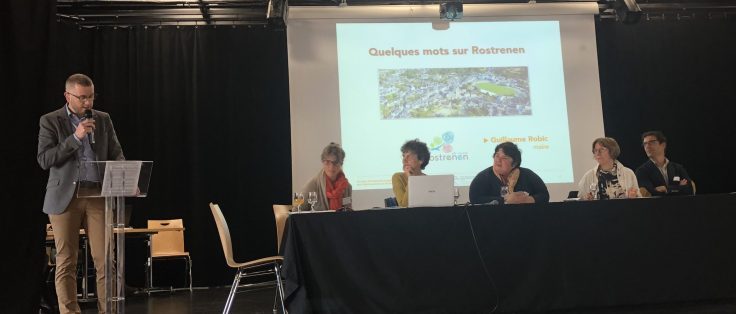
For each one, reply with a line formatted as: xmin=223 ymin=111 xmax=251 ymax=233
xmin=408 ymin=174 xmax=455 ymax=207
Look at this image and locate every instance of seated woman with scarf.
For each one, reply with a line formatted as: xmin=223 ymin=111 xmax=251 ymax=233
xmin=469 ymin=141 xmax=549 ymax=205
xmin=578 ymin=137 xmax=640 ymax=200
xmin=300 ymin=142 xmax=353 ymax=211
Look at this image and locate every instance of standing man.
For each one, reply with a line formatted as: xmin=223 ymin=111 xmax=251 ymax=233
xmin=635 ymin=131 xmax=693 ymax=196
xmin=38 ymin=73 xmax=125 ymax=314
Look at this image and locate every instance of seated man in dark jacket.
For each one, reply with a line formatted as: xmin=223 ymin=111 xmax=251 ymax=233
xmin=635 ymin=131 xmax=693 ymax=196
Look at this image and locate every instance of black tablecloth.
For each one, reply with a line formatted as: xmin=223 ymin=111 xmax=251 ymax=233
xmin=281 ymin=194 xmax=736 ymax=313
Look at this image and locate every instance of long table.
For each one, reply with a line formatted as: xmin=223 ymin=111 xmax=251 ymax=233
xmin=280 ymin=193 xmax=736 ymax=313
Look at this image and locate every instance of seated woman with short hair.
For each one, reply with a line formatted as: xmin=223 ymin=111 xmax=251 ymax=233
xmin=578 ymin=137 xmax=640 ymax=200
xmin=300 ymin=143 xmax=352 ymax=211
xmin=391 ymin=139 xmax=430 ymax=207
xmin=469 ymin=141 xmax=549 ymax=205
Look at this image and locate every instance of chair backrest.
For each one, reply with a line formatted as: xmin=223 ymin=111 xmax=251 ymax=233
xmin=148 ymin=219 xmax=186 ymax=256
xmin=272 ymin=205 xmax=290 ymax=252
xmin=209 ymin=203 xmax=239 ymax=268
xmin=691 ymin=179 xmax=697 ymax=195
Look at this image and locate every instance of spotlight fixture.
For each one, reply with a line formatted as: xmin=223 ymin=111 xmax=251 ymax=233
xmin=615 ymin=0 xmax=642 ymax=24
xmin=267 ymin=0 xmax=288 ymax=28
xmin=440 ymin=2 xmax=463 ymax=21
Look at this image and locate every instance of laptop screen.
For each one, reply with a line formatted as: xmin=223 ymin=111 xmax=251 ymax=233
xmin=408 ymin=175 xmax=455 ymax=207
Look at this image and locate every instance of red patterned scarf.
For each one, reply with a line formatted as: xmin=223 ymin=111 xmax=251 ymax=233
xmin=325 ymin=172 xmax=349 ymax=210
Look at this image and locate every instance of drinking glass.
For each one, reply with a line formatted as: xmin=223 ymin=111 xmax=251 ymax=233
xmin=589 ymin=183 xmax=599 ymax=200
xmin=500 ymin=185 xmax=509 ymax=198
xmin=307 ymin=192 xmax=318 ymax=211
xmin=293 ymin=192 xmax=305 ymax=212
xmin=453 ymin=188 xmax=460 ymax=206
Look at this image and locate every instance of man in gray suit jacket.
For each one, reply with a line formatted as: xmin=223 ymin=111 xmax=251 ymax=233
xmin=38 ymin=73 xmax=124 ymax=314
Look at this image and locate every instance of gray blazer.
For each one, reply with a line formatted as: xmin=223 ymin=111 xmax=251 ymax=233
xmin=37 ymin=106 xmax=125 ymax=214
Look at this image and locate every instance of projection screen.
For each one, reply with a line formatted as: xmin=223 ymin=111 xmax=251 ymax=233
xmin=288 ymin=3 xmax=604 ymax=209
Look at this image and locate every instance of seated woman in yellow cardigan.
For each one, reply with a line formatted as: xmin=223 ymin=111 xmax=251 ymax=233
xmin=391 ymin=139 xmax=431 ymax=207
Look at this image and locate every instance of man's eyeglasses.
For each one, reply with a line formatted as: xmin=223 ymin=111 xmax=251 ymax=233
xmin=642 ymin=140 xmax=659 ymax=147
xmin=67 ymin=92 xmax=97 ymax=103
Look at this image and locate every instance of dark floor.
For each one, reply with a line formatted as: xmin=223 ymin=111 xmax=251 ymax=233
xmin=548 ymin=298 xmax=736 ymax=314
xmin=79 ymin=286 xmax=279 ymax=314
xmin=71 ymin=287 xmax=736 ymax=314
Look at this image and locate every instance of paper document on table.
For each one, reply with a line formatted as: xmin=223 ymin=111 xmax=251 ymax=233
xmin=101 ymin=161 xmax=142 ymax=197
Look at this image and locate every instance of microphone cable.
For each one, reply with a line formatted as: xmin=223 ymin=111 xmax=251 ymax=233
xmin=461 ymin=202 xmax=500 ymax=313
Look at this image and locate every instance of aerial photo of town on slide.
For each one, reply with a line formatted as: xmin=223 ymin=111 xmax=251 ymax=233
xmin=379 ymin=67 xmax=530 ymax=119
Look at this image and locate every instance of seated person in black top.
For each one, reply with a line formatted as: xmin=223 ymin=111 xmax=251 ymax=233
xmin=469 ymin=141 xmax=549 ymax=204
xmin=635 ymin=131 xmax=693 ymax=196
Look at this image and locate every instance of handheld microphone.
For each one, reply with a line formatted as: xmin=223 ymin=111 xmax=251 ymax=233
xmin=84 ymin=109 xmax=95 ymax=144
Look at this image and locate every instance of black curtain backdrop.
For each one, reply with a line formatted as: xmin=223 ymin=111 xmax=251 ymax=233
xmin=3 ymin=3 xmax=736 ymax=311
xmin=48 ymin=22 xmax=293 ymax=288
xmin=1 ymin=1 xmax=56 ymax=313
xmin=595 ymin=19 xmax=736 ymax=194
xmin=4 ymin=3 xmax=292 ymax=311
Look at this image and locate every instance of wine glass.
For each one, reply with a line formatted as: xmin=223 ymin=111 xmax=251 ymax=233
xmin=307 ymin=192 xmax=318 ymax=211
xmin=589 ymin=183 xmax=599 ymax=200
xmin=500 ymin=185 xmax=509 ymax=198
xmin=293 ymin=192 xmax=305 ymax=212
xmin=453 ymin=188 xmax=460 ymax=206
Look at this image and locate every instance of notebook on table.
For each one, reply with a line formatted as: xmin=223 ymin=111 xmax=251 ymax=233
xmin=408 ymin=174 xmax=455 ymax=207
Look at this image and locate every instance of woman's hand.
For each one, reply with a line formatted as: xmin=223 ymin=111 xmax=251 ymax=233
xmin=626 ymin=187 xmax=639 ymax=198
xmin=403 ymin=165 xmax=414 ymax=177
xmin=582 ymin=192 xmax=594 ymax=201
xmin=504 ymin=191 xmax=532 ymax=204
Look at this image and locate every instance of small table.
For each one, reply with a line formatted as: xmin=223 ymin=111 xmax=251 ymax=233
xmin=46 ymin=227 xmax=184 ymax=300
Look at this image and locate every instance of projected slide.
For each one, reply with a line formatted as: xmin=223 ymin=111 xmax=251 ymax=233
xmin=336 ymin=21 xmax=573 ymax=190
xmin=379 ymin=67 xmax=531 ymax=119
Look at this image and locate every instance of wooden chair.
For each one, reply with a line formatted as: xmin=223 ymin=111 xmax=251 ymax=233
xmin=209 ymin=203 xmax=286 ymax=314
xmin=272 ymin=205 xmax=290 ymax=253
xmin=147 ymin=219 xmax=193 ymax=292
xmin=691 ymin=179 xmax=697 ymax=195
